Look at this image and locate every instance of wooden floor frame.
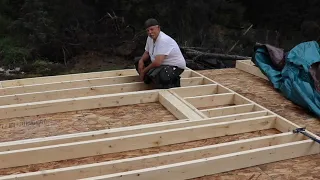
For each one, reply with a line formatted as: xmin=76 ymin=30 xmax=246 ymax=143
xmin=0 ymin=67 xmax=319 ymax=180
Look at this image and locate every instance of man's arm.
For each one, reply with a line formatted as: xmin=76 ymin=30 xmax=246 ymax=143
xmin=138 ymin=51 xmax=150 ymax=73
xmin=142 ymin=55 xmax=165 ymax=74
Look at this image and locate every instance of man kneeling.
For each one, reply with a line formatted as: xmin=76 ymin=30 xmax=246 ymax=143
xmin=134 ymin=18 xmax=186 ymax=89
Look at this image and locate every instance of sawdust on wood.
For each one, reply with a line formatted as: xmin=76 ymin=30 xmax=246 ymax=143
xmin=0 ymin=129 xmax=279 ymax=176
xmin=0 ymin=103 xmax=177 ymax=143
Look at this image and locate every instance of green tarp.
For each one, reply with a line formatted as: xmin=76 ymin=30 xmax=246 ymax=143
xmin=252 ymin=41 xmax=320 ymax=117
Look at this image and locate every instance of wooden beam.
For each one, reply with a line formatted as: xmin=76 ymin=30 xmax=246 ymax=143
xmin=180 ymin=77 xmax=204 ymax=87
xmin=0 ymin=113 xmax=272 ymax=152
xmin=235 ymin=60 xmax=269 ymax=80
xmin=0 ymin=75 xmax=141 ymax=96
xmin=184 ymin=93 xmax=236 ymax=108
xmin=80 ymin=140 xmax=319 ymax=180
xmin=168 ymin=90 xmax=209 ymax=118
xmin=0 ymin=69 xmax=139 ymax=88
xmin=0 ymin=70 xmax=192 ymax=88
xmin=0 ymin=82 xmax=150 ymax=105
xmin=170 ymin=84 xmax=218 ymax=98
xmin=0 ymin=116 xmax=276 ymax=169
xmin=0 ymin=77 xmax=203 ymax=105
xmin=158 ymin=91 xmax=204 ymax=119
xmin=234 ymin=94 xmax=252 ymax=105
xmin=0 ymin=132 xmax=303 ymax=180
xmin=0 ymin=91 xmax=159 ymax=120
xmin=201 ymin=104 xmax=255 ymax=117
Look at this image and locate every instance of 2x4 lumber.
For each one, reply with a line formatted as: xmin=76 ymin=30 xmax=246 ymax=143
xmin=0 ymin=77 xmax=203 ymax=106
xmin=235 ymin=60 xmax=269 ymax=80
xmin=0 ymin=70 xmax=192 ymax=88
xmin=0 ymin=82 xmax=150 ymax=106
xmin=158 ymin=91 xmax=203 ymax=119
xmin=0 ymin=113 xmax=272 ymax=152
xmin=0 ymin=91 xmax=159 ymax=120
xmin=0 ymin=73 xmax=195 ymax=96
xmin=0 ymin=75 xmax=141 ymax=96
xmin=201 ymin=104 xmax=255 ymax=117
xmin=185 ymin=93 xmax=236 ymax=108
xmin=81 ymin=140 xmax=319 ymax=180
xmin=191 ymin=70 xmax=272 ymax=112
xmin=0 ymin=116 xmax=276 ymax=169
xmin=170 ymin=84 xmax=218 ymax=98
xmin=0 ymin=132 xmax=304 ymax=180
xmin=168 ymin=90 xmax=209 ymax=118
xmin=0 ymin=69 xmax=139 ymax=88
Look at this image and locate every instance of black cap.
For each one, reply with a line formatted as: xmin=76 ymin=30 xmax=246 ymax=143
xmin=145 ymin=18 xmax=159 ymax=29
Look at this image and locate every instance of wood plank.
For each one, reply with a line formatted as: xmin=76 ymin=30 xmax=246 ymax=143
xmin=0 ymin=75 xmax=141 ymax=96
xmin=0 ymin=91 xmax=159 ymax=120
xmin=184 ymin=93 xmax=235 ymax=108
xmin=0 ymin=77 xmax=202 ymax=105
xmin=0 ymin=70 xmax=192 ymax=88
xmin=234 ymin=94 xmax=253 ymax=105
xmin=235 ymin=60 xmax=269 ymax=80
xmin=0 ymin=114 xmax=272 ymax=152
xmin=274 ymin=116 xmax=320 ymax=140
xmin=0 ymin=116 xmax=276 ymax=169
xmin=168 ymin=90 xmax=209 ymax=118
xmin=80 ymin=140 xmax=319 ymax=180
xmin=0 ymin=69 xmax=139 ymax=88
xmin=0 ymin=132 xmax=303 ymax=180
xmin=180 ymin=77 xmax=204 ymax=87
xmin=170 ymin=84 xmax=218 ymax=98
xmin=0 ymin=82 xmax=150 ymax=105
xmin=158 ymin=91 xmax=203 ymax=120
xmin=201 ymin=104 xmax=255 ymax=117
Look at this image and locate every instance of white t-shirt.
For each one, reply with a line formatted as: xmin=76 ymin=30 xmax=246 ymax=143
xmin=145 ymin=31 xmax=186 ymax=69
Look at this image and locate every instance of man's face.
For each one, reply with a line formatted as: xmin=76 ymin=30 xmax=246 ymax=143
xmin=146 ymin=25 xmax=160 ymax=40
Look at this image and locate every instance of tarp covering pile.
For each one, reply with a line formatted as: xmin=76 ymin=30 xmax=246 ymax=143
xmin=252 ymin=41 xmax=320 ymax=117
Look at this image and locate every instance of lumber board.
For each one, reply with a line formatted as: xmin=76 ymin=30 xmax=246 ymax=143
xmin=235 ymin=60 xmax=269 ymax=80
xmin=0 ymin=91 xmax=159 ymax=120
xmin=0 ymin=69 xmax=138 ymax=88
xmin=201 ymin=104 xmax=255 ymax=117
xmin=158 ymin=91 xmax=204 ymax=119
xmin=79 ymin=140 xmax=319 ymax=180
xmin=0 ymin=132 xmax=304 ymax=180
xmin=0 ymin=116 xmax=276 ymax=169
xmin=0 ymin=73 xmax=196 ymax=96
xmin=184 ymin=93 xmax=236 ymax=108
xmin=0 ymin=75 xmax=141 ymax=96
xmin=0 ymin=113 xmax=271 ymax=152
xmin=170 ymin=84 xmax=218 ymax=98
xmin=0 ymin=77 xmax=203 ymax=105
xmin=0 ymin=70 xmax=193 ymax=88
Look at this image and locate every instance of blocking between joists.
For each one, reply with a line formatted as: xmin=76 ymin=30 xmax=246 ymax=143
xmin=158 ymin=90 xmax=205 ymax=119
xmin=0 ymin=116 xmax=277 ymax=169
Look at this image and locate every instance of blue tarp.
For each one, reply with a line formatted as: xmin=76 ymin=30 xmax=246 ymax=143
xmin=253 ymin=41 xmax=320 ymax=117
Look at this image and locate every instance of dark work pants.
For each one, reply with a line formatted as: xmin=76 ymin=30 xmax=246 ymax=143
xmin=134 ymin=58 xmax=184 ymax=89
